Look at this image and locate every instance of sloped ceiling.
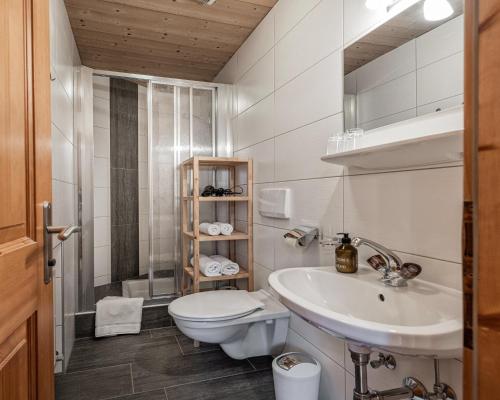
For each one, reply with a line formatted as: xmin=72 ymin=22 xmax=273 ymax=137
xmin=65 ymin=0 xmax=277 ymax=81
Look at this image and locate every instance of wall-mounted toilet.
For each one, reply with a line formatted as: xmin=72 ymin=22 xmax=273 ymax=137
xmin=168 ymin=289 xmax=290 ymax=360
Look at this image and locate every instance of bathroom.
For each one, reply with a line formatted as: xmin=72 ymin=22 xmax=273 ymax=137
xmin=1 ymin=0 xmax=496 ymax=399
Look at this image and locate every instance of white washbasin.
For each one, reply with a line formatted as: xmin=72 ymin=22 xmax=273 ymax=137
xmin=268 ymin=266 xmax=462 ymax=358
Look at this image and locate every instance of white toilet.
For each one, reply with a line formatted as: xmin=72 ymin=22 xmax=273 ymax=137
xmin=169 ymin=289 xmax=290 ymax=360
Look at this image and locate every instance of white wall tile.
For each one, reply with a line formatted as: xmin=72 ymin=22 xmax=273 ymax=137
xmin=275 ymin=51 xmax=342 ymax=135
xmin=52 ymin=180 xmax=75 ymax=228
xmin=93 ymin=126 xmax=110 ymax=158
xmin=274 ymin=0 xmax=322 ymax=42
xmin=237 ymin=50 xmax=274 ymax=114
xmin=286 ymin=329 xmax=346 ymax=400
xmin=235 ymin=139 xmax=275 ymax=183
xmin=416 ymin=15 xmax=464 ymax=68
xmin=275 ymin=114 xmax=344 ymax=181
xmin=93 ymin=96 xmax=110 ymax=130
xmin=93 ymin=187 xmax=109 ymax=218
xmin=417 ymin=94 xmax=463 ymax=116
xmin=417 ymin=52 xmax=464 ymax=107
xmin=289 ymin=312 xmax=345 ymax=367
xmin=51 ymin=79 xmax=74 ymax=144
xmin=236 ymin=94 xmax=274 ymax=150
xmin=93 ymin=76 xmax=110 ymax=100
xmin=253 ymin=224 xmax=276 ymax=269
xmin=94 ymin=217 xmax=110 ymax=247
xmin=356 ymin=40 xmax=416 ymax=93
xmin=94 ymin=245 xmax=110 ymax=278
xmin=359 ymin=109 xmax=417 ymax=131
xmin=344 ymin=167 xmax=463 ymax=262
xmin=275 ymin=0 xmax=342 ymax=88
xmin=254 ymin=262 xmax=272 ymax=290
xmin=236 ymin=9 xmax=275 ymax=79
xmin=52 ymin=125 xmax=74 ymax=184
xmin=93 ymin=157 xmax=110 ymax=188
xmin=214 ymin=54 xmax=239 ymax=84
xmin=343 ymin=0 xmax=389 ymax=45
xmin=357 ymin=73 xmax=416 ymax=124
xmin=54 ymin=277 xmax=62 ymax=325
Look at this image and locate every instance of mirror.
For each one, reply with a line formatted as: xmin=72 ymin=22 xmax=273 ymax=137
xmin=343 ymin=0 xmax=464 ymax=132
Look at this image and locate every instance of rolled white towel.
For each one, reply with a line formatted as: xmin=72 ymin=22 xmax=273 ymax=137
xmin=200 ymin=222 xmax=221 ymax=236
xmin=210 ymin=255 xmax=240 ymax=276
xmin=214 ymin=222 xmax=234 ymax=236
xmin=191 ymin=254 xmax=222 ymax=277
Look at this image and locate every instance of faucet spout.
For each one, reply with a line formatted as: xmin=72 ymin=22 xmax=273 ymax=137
xmin=351 ymin=237 xmax=420 ymax=287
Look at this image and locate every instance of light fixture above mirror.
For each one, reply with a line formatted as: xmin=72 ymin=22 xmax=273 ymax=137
xmin=365 ymin=0 xmax=454 ymax=21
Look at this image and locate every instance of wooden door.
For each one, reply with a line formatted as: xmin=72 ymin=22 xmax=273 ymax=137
xmin=0 ymin=0 xmax=54 ymax=399
xmin=463 ymin=0 xmax=500 ymax=398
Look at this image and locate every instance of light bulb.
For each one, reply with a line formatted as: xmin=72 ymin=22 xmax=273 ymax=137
xmin=423 ymin=0 xmax=453 ymax=21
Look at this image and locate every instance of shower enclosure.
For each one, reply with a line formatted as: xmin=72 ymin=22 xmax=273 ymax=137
xmin=77 ymin=71 xmax=232 ymax=312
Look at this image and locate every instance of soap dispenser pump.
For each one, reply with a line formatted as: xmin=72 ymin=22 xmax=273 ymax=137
xmin=335 ymin=233 xmax=358 ymax=273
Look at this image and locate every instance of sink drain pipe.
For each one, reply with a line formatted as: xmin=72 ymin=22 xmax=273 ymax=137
xmin=348 ymin=345 xmax=456 ymax=400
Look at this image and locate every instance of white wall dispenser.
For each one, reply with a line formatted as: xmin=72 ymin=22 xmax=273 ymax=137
xmin=258 ymin=188 xmax=290 ymax=219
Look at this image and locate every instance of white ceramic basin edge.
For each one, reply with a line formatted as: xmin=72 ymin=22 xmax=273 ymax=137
xmin=268 ymin=266 xmax=463 ymax=358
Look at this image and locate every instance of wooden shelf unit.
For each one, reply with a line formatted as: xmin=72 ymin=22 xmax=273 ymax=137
xmin=181 ymin=156 xmax=253 ymax=294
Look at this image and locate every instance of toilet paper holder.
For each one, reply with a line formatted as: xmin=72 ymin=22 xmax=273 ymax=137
xmin=283 ymin=226 xmax=319 ymax=249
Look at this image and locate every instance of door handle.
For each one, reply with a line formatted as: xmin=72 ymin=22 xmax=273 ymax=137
xmin=43 ymin=201 xmax=81 ymax=284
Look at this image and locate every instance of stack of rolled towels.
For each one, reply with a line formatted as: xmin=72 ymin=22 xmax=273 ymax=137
xmin=191 ymin=254 xmax=240 ymax=277
xmin=199 ymin=222 xmax=234 ymax=236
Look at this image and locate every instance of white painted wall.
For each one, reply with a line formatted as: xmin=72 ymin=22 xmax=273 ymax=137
xmin=215 ymin=0 xmax=463 ymax=398
xmin=49 ymin=0 xmax=81 ymax=373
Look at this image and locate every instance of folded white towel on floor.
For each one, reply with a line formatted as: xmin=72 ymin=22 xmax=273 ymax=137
xmin=200 ymin=222 xmax=221 ymax=236
xmin=191 ymin=254 xmax=222 ymax=276
xmin=95 ymin=296 xmax=144 ymax=337
xmin=210 ymin=255 xmax=240 ymax=276
xmin=214 ymin=222 xmax=234 ymax=236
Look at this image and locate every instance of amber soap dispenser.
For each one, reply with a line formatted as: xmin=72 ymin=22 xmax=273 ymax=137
xmin=335 ymin=233 xmax=358 ymax=273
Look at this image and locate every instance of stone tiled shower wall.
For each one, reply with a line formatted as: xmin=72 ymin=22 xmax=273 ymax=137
xmin=50 ymin=0 xmax=81 ymax=373
xmin=110 ymin=78 xmax=140 ymax=282
xmin=215 ymin=0 xmax=463 ymax=398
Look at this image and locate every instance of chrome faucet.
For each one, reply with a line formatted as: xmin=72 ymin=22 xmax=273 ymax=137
xmin=351 ymin=237 xmax=422 ymax=287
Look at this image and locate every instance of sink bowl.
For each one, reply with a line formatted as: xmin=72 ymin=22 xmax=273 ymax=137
xmin=268 ymin=266 xmax=462 ymax=358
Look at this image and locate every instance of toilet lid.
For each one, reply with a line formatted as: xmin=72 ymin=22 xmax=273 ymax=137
xmin=169 ymin=290 xmax=265 ymax=322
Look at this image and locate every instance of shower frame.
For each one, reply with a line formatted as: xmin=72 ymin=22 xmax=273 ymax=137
xmin=90 ymin=69 xmax=227 ymax=301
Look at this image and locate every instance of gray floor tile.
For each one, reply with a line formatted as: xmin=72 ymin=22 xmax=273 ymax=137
xmin=110 ymin=389 xmax=167 ymax=400
xmin=247 ymin=355 xmax=274 ymax=371
xmin=149 ymin=327 xmax=182 ymax=338
xmin=176 ymin=334 xmax=220 ymax=355
xmin=68 ymin=332 xmax=180 ymax=373
xmin=55 ymin=364 xmax=133 ymax=400
xmin=132 ymin=348 xmax=254 ymax=393
xmin=165 ymin=370 xmax=275 ymax=400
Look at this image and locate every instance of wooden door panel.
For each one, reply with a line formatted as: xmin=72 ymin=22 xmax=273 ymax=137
xmin=0 ymin=0 xmax=30 ymax=244
xmin=0 ymin=321 xmax=34 ymax=400
xmin=0 ymin=0 xmax=53 ymax=397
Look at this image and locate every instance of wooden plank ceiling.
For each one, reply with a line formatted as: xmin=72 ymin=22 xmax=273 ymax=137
xmin=65 ymin=0 xmax=277 ymax=82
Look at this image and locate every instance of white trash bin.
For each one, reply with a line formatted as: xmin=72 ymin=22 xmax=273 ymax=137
xmin=273 ymin=352 xmax=321 ymax=400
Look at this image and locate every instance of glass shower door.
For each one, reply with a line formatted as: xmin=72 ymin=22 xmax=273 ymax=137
xmin=148 ymin=83 xmax=216 ymax=298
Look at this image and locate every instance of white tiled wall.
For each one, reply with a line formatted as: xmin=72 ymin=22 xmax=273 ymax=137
xmin=50 ymin=0 xmax=81 ymax=373
xmin=214 ymin=0 xmax=463 ymax=398
xmin=92 ymin=76 xmax=112 ymax=287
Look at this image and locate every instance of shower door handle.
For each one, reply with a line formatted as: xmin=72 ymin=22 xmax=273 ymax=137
xmin=43 ymin=201 xmax=81 ymax=284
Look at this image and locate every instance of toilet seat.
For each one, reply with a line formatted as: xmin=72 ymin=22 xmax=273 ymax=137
xmin=169 ymin=290 xmax=265 ymax=322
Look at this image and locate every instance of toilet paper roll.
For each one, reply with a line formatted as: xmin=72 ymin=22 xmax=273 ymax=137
xmin=284 ymin=236 xmax=299 ymax=248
